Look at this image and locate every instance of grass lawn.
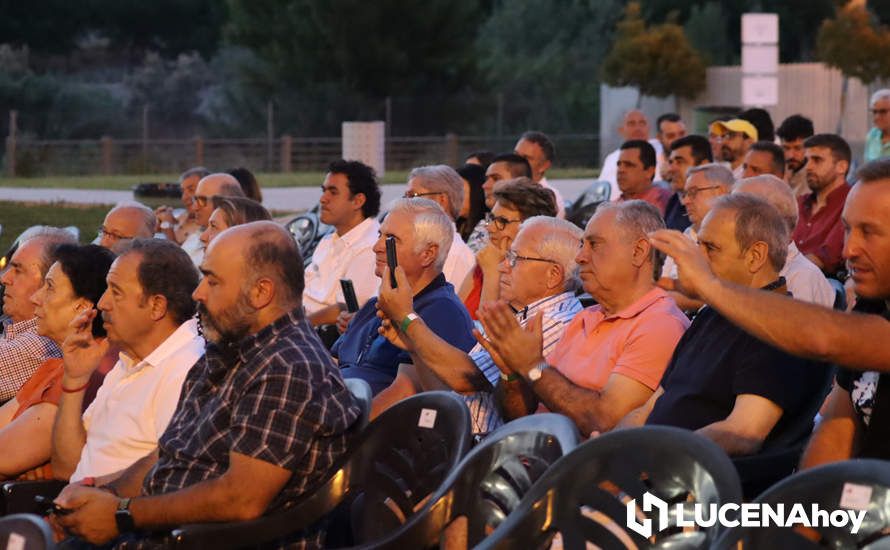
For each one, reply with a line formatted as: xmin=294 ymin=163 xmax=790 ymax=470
xmin=0 ymin=168 xmax=599 ymax=191
xmin=0 ymin=201 xmax=111 ymax=252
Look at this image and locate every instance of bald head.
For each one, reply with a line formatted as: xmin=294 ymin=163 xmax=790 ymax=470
xmin=101 ymin=202 xmax=156 ymax=251
xmin=211 ymin=221 xmax=304 ymax=306
xmin=193 ymin=173 xmax=246 ymax=226
xmin=734 ymin=175 xmax=799 ymax=235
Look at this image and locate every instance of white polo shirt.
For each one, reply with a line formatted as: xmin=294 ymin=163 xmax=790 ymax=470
xmin=781 ymin=242 xmax=835 ymax=308
xmin=539 ymin=177 xmax=566 ymax=219
xmin=181 ymin=232 xmax=204 ymax=269
xmin=303 ymin=217 xmax=381 ymax=314
xmin=71 ymin=319 xmax=205 ymax=482
xmin=443 ymin=226 xmax=476 ymax=289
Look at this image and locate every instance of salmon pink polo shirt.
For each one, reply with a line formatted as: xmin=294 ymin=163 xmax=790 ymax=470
xmin=542 ymin=287 xmax=689 ymax=403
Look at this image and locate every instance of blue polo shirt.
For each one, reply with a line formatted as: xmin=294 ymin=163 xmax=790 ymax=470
xmin=333 ymin=273 xmax=475 ymax=395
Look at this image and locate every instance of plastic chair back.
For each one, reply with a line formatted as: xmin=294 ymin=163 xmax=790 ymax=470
xmin=168 ymin=391 xmax=471 ymax=549
xmin=1 ymin=480 xmax=67 ymax=516
xmin=566 ymin=180 xmax=610 ymax=229
xmin=0 ymin=514 xmax=54 ymax=550
xmin=715 ymin=459 xmax=890 ymax=549
xmin=345 ymin=378 xmax=372 ymax=430
xmin=369 ymin=413 xmax=580 ymax=549
xmin=478 ymin=426 xmax=742 ymax=549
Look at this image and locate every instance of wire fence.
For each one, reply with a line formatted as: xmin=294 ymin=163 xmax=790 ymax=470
xmin=4 ymin=133 xmax=601 ymax=176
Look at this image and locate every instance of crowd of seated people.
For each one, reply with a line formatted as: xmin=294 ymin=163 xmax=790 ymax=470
xmin=1 ymin=119 xmax=888 ymax=547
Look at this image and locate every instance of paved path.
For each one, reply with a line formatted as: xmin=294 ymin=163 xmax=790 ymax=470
xmin=0 ymin=179 xmax=597 ymax=212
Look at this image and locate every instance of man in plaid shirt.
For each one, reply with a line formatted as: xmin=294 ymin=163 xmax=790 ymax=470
xmin=56 ymin=222 xmax=361 ymax=548
xmin=0 ymin=228 xmax=76 ymax=402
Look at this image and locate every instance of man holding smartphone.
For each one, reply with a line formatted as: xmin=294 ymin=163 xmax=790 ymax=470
xmin=333 ymin=198 xmax=476 ymax=395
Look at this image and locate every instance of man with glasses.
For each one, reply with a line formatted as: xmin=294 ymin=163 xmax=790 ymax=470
xmin=404 ymin=165 xmax=475 ymax=287
xmin=466 ymin=153 xmax=532 ymax=252
xmin=658 ymin=164 xmax=734 ymax=311
xmin=710 ymin=119 xmax=758 ymax=179
xmin=97 ymin=202 xmax=157 ymax=253
xmin=181 ymin=173 xmax=245 ymax=267
xmin=372 ymin=216 xmax=584 ymax=435
xmin=865 ymin=89 xmax=890 ymax=163
xmin=475 ymin=201 xmax=689 ymax=436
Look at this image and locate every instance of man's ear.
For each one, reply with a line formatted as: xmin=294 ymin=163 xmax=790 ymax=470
xmin=631 ymin=237 xmax=651 ymax=269
xmin=352 ymin=192 xmax=367 ymax=213
xmin=249 ymin=277 xmax=275 ymax=310
xmin=147 ymin=294 xmax=169 ymax=322
xmin=419 ymin=244 xmax=439 ymax=269
xmin=745 ymin=241 xmax=770 ymax=273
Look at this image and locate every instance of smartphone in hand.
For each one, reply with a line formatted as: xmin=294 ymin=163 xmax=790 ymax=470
xmin=35 ymin=495 xmax=73 ymax=516
xmin=340 ymin=279 xmax=360 ymax=313
xmin=385 ymin=236 xmax=398 ymax=289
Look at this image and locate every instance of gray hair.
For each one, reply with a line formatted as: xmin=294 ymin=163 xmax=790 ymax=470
xmin=408 ymin=165 xmax=465 ymax=220
xmin=388 ymin=198 xmax=454 ymax=270
xmin=734 ymin=175 xmax=799 ymax=234
xmin=710 ymin=194 xmax=789 ymax=271
xmin=686 ymin=163 xmax=736 ymax=188
xmin=871 ymin=89 xmax=890 ymax=108
xmin=180 ymin=166 xmax=211 ymax=182
xmin=19 ymin=226 xmax=78 ymax=276
xmin=109 ymin=201 xmax=157 ymax=238
xmin=595 ymin=200 xmax=666 ymax=280
xmin=518 ymin=216 xmax=583 ymax=291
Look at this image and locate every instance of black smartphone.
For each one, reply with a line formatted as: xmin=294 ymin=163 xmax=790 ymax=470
xmin=385 ymin=236 xmax=398 ymax=288
xmin=35 ymin=495 xmax=73 ymax=516
xmin=340 ymin=279 xmax=360 ymax=313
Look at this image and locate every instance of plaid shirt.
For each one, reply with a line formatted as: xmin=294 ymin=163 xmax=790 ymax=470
xmin=0 ymin=317 xmax=60 ymax=402
xmin=141 ymin=307 xmax=360 ymax=548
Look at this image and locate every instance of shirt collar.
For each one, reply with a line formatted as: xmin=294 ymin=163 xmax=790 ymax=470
xmin=517 ymin=291 xmax=578 ymax=321
xmin=332 ymin=217 xmax=378 ymax=247
xmin=118 ymin=318 xmax=200 ymax=374
xmin=583 ymin=286 xmax=668 ymax=331
xmin=786 ymin=241 xmax=800 ymax=261
xmin=414 ymin=273 xmax=448 ymax=300
xmin=4 ymin=317 xmax=39 ymax=339
xmin=803 ymin=182 xmax=849 ymax=207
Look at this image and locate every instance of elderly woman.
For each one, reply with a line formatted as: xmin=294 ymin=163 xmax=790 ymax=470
xmin=458 ymin=178 xmax=558 ymax=319
xmin=199 ymin=196 xmax=272 ymax=249
xmin=0 ymin=244 xmax=115 ymax=480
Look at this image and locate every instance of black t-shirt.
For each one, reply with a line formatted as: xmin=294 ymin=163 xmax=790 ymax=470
xmin=834 ymin=299 xmax=890 ymax=459
xmin=647 ymin=289 xmax=831 ymax=448
xmin=663 ymin=192 xmax=692 ymax=232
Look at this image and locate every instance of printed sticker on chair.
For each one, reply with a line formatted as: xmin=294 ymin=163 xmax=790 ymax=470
xmin=418 ymin=408 xmax=437 ymax=428
xmin=7 ymin=532 xmax=25 ymax=550
xmin=840 ymin=483 xmax=873 ymax=511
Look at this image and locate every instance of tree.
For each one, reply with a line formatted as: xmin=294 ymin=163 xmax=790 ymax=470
xmin=601 ymin=2 xmax=707 ymax=107
xmin=817 ymin=0 xmax=890 ymax=132
xmin=474 ymin=0 xmax=623 ymax=134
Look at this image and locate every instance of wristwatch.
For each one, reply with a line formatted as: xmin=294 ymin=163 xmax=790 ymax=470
xmin=527 ymin=361 xmax=549 ymax=382
xmin=159 ymin=221 xmax=173 ymax=230
xmin=115 ymin=498 xmax=135 ymax=533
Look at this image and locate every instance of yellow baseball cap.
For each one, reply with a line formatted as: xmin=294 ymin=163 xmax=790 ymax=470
xmin=709 ymin=119 xmax=758 ymax=141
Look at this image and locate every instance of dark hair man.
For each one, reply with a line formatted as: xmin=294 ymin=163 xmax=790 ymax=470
xmin=663 ymin=135 xmax=712 ymax=231
xmin=776 ymin=114 xmax=815 ymax=196
xmin=617 ymin=140 xmax=671 ymax=215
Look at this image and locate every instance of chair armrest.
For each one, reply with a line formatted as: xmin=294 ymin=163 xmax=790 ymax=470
xmin=166 ymin=479 xmax=347 ymax=549
xmin=1 ymin=479 xmax=68 ymax=515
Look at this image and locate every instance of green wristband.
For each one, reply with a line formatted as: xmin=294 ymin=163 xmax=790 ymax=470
xmin=400 ymin=312 xmax=419 ymax=332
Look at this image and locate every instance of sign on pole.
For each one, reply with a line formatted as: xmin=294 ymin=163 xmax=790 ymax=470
xmin=741 ymin=13 xmax=779 ymax=107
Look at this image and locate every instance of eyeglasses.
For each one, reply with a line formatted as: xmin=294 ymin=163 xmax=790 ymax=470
xmin=504 ymin=249 xmax=557 ymax=268
xmin=485 ymin=212 xmax=522 ymax=231
xmin=193 ymin=195 xmax=211 ymax=207
xmin=98 ymin=227 xmax=131 ymax=242
xmin=403 ymin=191 xmax=445 ymax=199
xmin=872 ymin=108 xmax=890 ymax=116
xmin=678 ymin=185 xmax=722 ymax=200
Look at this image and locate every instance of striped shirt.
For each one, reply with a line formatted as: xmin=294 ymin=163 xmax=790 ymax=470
xmin=461 ymin=291 xmax=583 ymax=435
xmin=0 ymin=317 xmax=60 ymax=402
